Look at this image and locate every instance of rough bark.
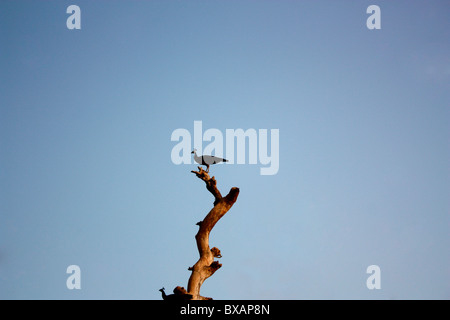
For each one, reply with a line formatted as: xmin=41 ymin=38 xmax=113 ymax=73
xmin=186 ymin=167 xmax=240 ymax=300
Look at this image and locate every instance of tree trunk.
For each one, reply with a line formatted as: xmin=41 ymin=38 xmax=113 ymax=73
xmin=186 ymin=167 xmax=240 ymax=300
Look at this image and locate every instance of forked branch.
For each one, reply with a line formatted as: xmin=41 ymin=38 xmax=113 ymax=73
xmin=186 ymin=167 xmax=240 ymax=300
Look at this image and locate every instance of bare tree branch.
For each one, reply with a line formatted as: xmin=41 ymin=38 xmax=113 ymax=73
xmin=190 ymin=167 xmax=223 ymax=205
xmin=185 ymin=167 xmax=240 ymax=300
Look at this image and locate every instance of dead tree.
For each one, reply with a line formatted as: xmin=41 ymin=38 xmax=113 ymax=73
xmin=186 ymin=167 xmax=239 ymax=300
xmin=160 ymin=167 xmax=239 ymax=300
xmin=160 ymin=166 xmax=239 ymax=300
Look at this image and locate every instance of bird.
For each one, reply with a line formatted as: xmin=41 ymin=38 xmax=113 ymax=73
xmin=159 ymin=287 xmax=193 ymax=301
xmin=191 ymin=149 xmax=228 ymax=172
xmin=159 ymin=287 xmax=176 ymax=301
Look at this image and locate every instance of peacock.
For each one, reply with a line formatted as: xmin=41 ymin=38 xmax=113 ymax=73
xmin=159 ymin=287 xmax=193 ymax=301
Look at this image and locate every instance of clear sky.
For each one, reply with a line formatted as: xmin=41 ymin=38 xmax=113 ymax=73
xmin=1 ymin=0 xmax=449 ymax=299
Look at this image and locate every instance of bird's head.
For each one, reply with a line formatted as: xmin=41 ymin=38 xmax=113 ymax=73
xmin=191 ymin=149 xmax=197 ymax=154
xmin=159 ymin=287 xmax=165 ymax=292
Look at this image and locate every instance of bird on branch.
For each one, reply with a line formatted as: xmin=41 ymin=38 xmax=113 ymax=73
xmin=191 ymin=149 xmax=228 ymax=173
xmin=159 ymin=287 xmax=193 ymax=301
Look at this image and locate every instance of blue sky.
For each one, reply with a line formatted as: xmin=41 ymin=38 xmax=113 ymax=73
xmin=1 ymin=0 xmax=449 ymax=299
